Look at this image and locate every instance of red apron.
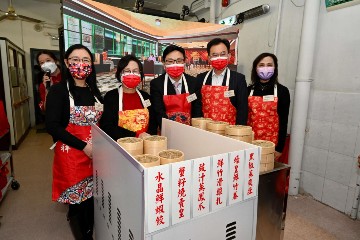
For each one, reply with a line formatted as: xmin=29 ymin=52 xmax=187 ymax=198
xmin=163 ymin=74 xmax=192 ymax=125
xmin=247 ymin=85 xmax=279 ymax=144
xmin=118 ymin=87 xmax=150 ymax=136
xmin=201 ymin=68 xmax=236 ymax=125
xmin=52 ymin=87 xmax=102 ymax=201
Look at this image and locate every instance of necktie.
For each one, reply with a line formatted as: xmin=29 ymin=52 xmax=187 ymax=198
xmin=173 ymin=82 xmax=181 ymax=95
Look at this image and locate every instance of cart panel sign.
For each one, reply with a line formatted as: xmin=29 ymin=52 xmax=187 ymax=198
xmin=171 ymin=161 xmax=192 ymax=225
xmin=211 ymin=153 xmax=229 ymax=211
xmin=192 ymin=156 xmax=211 ymax=217
xmin=146 ymin=165 xmax=170 ymax=233
xmin=228 ymin=150 xmax=245 ymax=204
xmin=244 ymin=148 xmax=260 ymax=200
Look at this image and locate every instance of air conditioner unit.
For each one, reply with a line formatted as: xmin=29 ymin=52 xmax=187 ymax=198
xmin=192 ymin=0 xmax=211 ymax=13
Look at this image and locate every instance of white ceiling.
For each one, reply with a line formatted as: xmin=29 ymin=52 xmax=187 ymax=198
xmin=94 ymin=0 xmax=171 ymax=11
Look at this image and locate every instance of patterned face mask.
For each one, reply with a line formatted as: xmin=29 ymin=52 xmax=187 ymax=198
xmin=68 ymin=62 xmax=92 ymax=80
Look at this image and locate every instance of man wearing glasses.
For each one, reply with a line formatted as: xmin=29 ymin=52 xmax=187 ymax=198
xmin=197 ymin=38 xmax=248 ymax=125
xmin=150 ymin=45 xmax=203 ymax=129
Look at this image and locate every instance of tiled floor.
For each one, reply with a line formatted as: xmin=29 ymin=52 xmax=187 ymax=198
xmin=0 ymin=129 xmax=359 ymax=239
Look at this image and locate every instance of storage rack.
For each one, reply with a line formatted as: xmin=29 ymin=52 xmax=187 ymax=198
xmin=0 ymin=129 xmax=20 ymax=226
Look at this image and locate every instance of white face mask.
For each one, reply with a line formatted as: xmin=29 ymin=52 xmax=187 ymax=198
xmin=41 ymin=61 xmax=57 ymax=74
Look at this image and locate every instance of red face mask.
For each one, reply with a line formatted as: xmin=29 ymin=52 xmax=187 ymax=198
xmin=165 ymin=64 xmax=185 ymax=78
xmin=210 ymin=57 xmax=228 ymax=71
xmin=121 ymin=74 xmax=141 ymax=89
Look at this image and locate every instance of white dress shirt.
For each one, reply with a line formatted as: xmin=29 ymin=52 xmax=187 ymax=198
xmin=211 ymin=69 xmax=226 ymax=86
xmin=169 ymin=76 xmax=182 ymax=94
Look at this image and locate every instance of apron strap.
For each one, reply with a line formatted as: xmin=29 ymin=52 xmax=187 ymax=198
xmin=118 ymin=86 xmax=147 ymax=111
xmin=249 ymin=84 xmax=278 ymax=97
xmin=203 ymin=68 xmax=230 ymax=86
xmin=67 ymin=82 xmax=101 ymax=107
xmin=164 ymin=74 xmax=188 ymax=95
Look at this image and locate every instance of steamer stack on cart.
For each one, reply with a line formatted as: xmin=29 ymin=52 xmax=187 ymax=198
xmin=206 ymin=121 xmax=229 ymax=135
xmin=252 ymin=140 xmax=276 ymax=172
xmin=225 ymin=125 xmax=253 ymax=143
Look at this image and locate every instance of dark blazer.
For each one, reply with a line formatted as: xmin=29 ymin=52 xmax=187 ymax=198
xmin=99 ymin=88 xmax=158 ymax=141
xmin=197 ymin=69 xmax=248 ymax=125
xmin=150 ymin=73 xmax=203 ymax=128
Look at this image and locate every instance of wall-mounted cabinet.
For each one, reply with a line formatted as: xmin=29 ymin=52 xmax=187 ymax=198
xmin=0 ymin=38 xmax=30 ymax=148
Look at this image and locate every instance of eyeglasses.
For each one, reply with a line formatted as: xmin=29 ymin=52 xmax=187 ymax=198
xmin=123 ymin=69 xmax=140 ymax=75
xmin=68 ymin=57 xmax=92 ymax=64
xmin=165 ymin=58 xmax=184 ymax=65
xmin=210 ymin=52 xmax=228 ymax=58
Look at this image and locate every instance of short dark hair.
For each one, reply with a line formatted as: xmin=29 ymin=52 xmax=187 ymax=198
xmin=207 ymin=38 xmax=230 ymax=55
xmin=36 ymin=50 xmax=58 ymax=65
xmin=250 ymin=52 xmax=279 ymax=85
xmin=64 ymin=44 xmax=103 ymax=102
xmin=115 ymin=55 xmax=144 ymax=82
xmin=162 ymin=45 xmax=186 ymax=61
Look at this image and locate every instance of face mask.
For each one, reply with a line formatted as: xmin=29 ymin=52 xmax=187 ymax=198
xmin=257 ymin=67 xmax=275 ymax=80
xmin=68 ymin=62 xmax=92 ymax=80
xmin=41 ymin=61 xmax=57 ymax=74
xmin=210 ymin=57 xmax=228 ymax=71
xmin=122 ymin=73 xmax=141 ymax=89
xmin=165 ymin=64 xmax=185 ymax=78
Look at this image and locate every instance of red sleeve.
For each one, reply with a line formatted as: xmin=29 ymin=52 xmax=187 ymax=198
xmin=39 ymin=83 xmax=46 ymax=111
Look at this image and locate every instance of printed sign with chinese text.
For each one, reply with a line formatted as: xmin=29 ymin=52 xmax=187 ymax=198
xmin=211 ymin=153 xmax=229 ymax=211
xmin=243 ymin=148 xmax=260 ymax=200
xmin=228 ymin=150 xmax=245 ymax=204
xmin=192 ymin=157 xmax=211 ymax=218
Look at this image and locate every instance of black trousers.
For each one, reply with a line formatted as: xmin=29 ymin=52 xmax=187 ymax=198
xmin=68 ymin=197 xmax=94 ymax=240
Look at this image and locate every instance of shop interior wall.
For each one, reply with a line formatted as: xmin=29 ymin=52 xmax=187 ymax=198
xmin=0 ymin=0 xmax=61 ymax=127
xmin=301 ymin=1 xmax=360 ymax=219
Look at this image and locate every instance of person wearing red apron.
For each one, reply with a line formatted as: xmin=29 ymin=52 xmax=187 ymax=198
xmin=46 ymin=44 xmax=104 ymax=240
xmin=150 ymin=45 xmax=202 ymax=129
xmin=100 ymin=55 xmax=157 ymax=141
xmin=247 ymin=52 xmax=290 ymax=161
xmin=36 ymin=50 xmax=62 ymax=112
xmin=197 ymin=38 xmax=248 ymax=125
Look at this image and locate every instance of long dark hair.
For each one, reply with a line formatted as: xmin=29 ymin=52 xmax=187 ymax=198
xmin=64 ymin=44 xmax=102 ymax=102
xmin=115 ymin=55 xmax=144 ymax=83
xmin=250 ymin=52 xmax=279 ymax=86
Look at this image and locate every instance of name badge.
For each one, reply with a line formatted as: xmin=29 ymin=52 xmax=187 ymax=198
xmin=224 ymin=90 xmax=235 ymax=98
xmin=95 ymin=102 xmax=104 ymax=111
xmin=263 ymin=95 xmax=275 ymax=102
xmin=187 ymin=93 xmax=197 ymax=103
xmin=144 ymin=99 xmax=151 ymax=108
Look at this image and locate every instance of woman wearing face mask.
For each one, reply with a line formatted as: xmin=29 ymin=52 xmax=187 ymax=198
xmin=36 ymin=50 xmax=62 ymax=111
xmin=100 ymin=55 xmax=157 ymax=140
xmin=150 ymin=45 xmax=203 ymax=129
xmin=45 ymin=44 xmax=103 ymax=240
xmin=248 ymin=53 xmax=290 ymax=160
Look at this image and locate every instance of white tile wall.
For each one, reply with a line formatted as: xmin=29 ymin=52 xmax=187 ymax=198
xmin=305 ymin=119 xmax=332 ymax=150
xmin=300 ymin=171 xmax=324 ymax=201
xmin=329 ymin=123 xmax=358 ymax=157
xmin=345 ymin=187 xmax=355 ymax=216
xmin=333 ymin=93 xmax=360 ymax=125
xmin=355 ymin=127 xmax=360 ymax=158
xmin=308 ymin=90 xmax=336 ymax=122
xmin=322 ymin=179 xmax=348 ymax=212
xmin=349 ymin=158 xmax=360 ymax=188
xmin=302 ymin=146 xmax=328 ymax=177
xmin=325 ymin=152 xmax=353 ymax=186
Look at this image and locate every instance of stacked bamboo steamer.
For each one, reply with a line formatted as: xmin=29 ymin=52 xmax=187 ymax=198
xmin=252 ymin=140 xmax=276 ymax=172
xmin=143 ymin=136 xmax=168 ymax=155
xmin=191 ymin=117 xmax=212 ymax=130
xmin=206 ymin=121 xmax=229 ymax=135
xmin=225 ymin=125 xmax=253 ymax=143
xmin=117 ymin=137 xmax=143 ymax=156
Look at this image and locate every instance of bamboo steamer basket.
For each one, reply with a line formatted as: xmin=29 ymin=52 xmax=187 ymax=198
xmin=225 ymin=125 xmax=253 ymax=143
xmin=251 ymin=140 xmax=275 ymax=155
xmin=207 ymin=129 xmax=226 ymax=136
xmin=158 ymin=149 xmax=184 ymax=165
xmin=134 ymin=154 xmax=160 ymax=168
xmin=191 ymin=117 xmax=212 ymax=130
xmin=116 ymin=137 xmax=143 ymax=156
xmin=261 ymin=152 xmax=275 ymax=164
xmin=260 ymin=161 xmax=275 ymax=172
xmin=206 ymin=121 xmax=229 ymax=131
xmin=143 ymin=136 xmax=167 ymax=155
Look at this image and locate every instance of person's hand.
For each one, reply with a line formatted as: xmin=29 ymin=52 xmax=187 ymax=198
xmin=43 ymin=74 xmax=51 ymax=88
xmin=138 ymin=132 xmax=151 ymax=139
xmin=274 ymin=151 xmax=282 ymax=161
xmin=83 ymin=143 xmax=92 ymax=159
